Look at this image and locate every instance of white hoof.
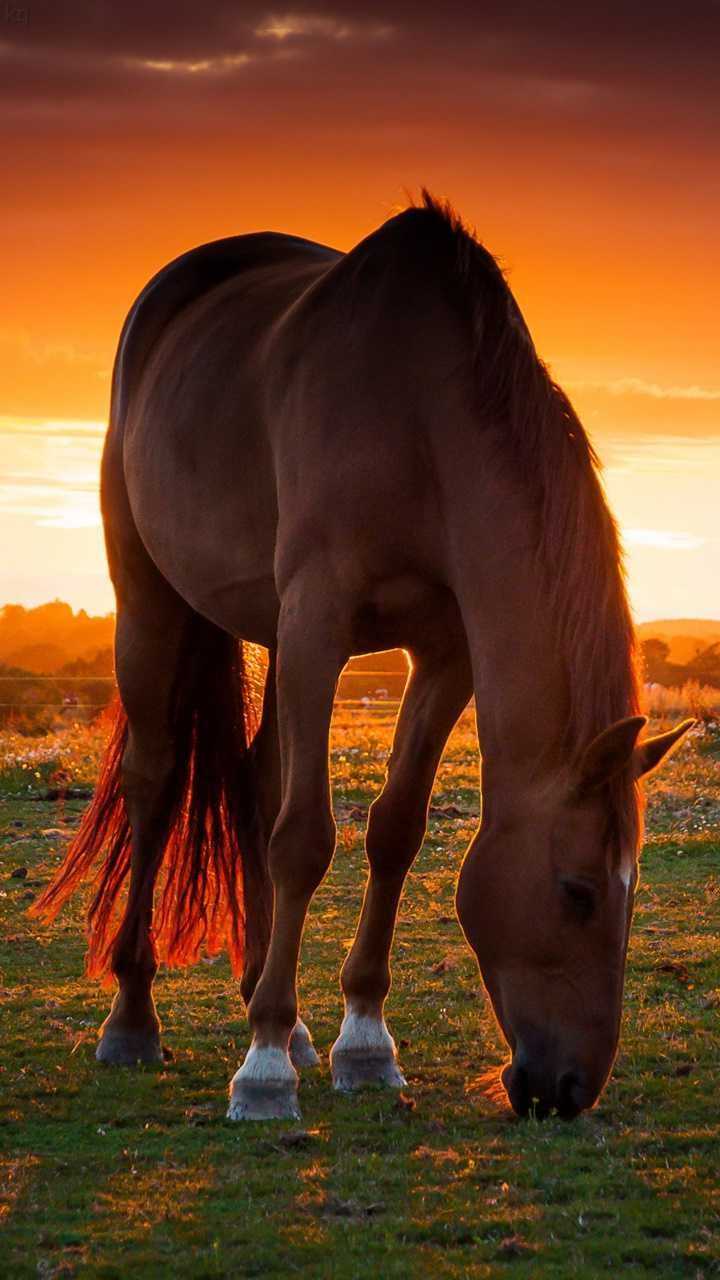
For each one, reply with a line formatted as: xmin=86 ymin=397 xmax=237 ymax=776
xmin=289 ymin=1018 xmax=320 ymax=1069
xmin=227 ymin=1042 xmax=301 ymax=1121
xmin=330 ymin=1009 xmax=407 ymax=1093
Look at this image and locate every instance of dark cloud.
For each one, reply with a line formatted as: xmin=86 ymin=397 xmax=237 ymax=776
xmin=1 ymin=0 xmax=718 ymax=129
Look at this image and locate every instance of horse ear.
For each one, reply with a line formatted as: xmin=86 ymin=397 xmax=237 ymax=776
xmin=576 ymin=716 xmax=646 ymax=794
xmin=632 ymin=719 xmax=696 ymax=779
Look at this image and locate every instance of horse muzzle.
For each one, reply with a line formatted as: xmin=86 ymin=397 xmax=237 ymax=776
xmin=501 ymin=1054 xmax=595 ymax=1120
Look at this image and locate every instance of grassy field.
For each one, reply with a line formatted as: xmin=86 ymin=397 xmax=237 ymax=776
xmin=1 ymin=708 xmax=719 ymax=1278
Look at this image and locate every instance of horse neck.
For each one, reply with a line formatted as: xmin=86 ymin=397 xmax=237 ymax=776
xmin=442 ymin=448 xmax=573 ymax=793
xmin=467 ymin=582 xmax=570 ymax=794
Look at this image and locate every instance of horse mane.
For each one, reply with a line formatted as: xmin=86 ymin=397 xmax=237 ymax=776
xmin=407 ymin=191 xmax=642 ymax=853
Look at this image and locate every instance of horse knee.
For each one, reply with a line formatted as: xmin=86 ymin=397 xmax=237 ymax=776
xmin=120 ymin=737 xmax=176 ymax=823
xmin=268 ymin=803 xmax=336 ymax=895
xmin=365 ymin=793 xmax=426 ymax=880
xmin=121 ymin=737 xmax=174 ymax=787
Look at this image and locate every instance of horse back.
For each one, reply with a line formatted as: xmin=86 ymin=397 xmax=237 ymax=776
xmin=112 ymin=232 xmax=339 ymax=426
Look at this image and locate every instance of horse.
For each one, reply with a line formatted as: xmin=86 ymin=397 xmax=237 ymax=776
xmin=32 ymin=193 xmax=693 ymax=1122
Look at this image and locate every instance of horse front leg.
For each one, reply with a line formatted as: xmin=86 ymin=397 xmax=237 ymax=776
xmin=331 ymin=642 xmax=473 ymax=1092
xmin=228 ymin=581 xmax=347 ymax=1120
xmin=241 ymin=648 xmax=320 ymax=1071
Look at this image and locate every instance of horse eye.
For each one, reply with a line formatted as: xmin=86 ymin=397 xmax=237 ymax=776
xmin=560 ymin=877 xmax=596 ymax=922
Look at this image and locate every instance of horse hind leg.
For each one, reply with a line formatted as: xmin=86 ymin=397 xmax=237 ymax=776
xmin=96 ymin=599 xmax=190 ymax=1065
xmin=243 ymin=647 xmax=320 ymax=1072
xmin=331 ymin=641 xmax=472 ymax=1092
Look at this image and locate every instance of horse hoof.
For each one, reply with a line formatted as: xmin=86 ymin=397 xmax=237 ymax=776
xmin=331 ymin=1050 xmax=407 ymax=1093
xmin=289 ymin=1019 xmax=320 ymax=1069
xmin=330 ymin=1011 xmax=406 ymax=1092
xmin=227 ymin=1044 xmax=301 ymax=1121
xmin=96 ymin=1027 xmax=164 ymax=1066
xmin=227 ymin=1079 xmax=301 ymax=1121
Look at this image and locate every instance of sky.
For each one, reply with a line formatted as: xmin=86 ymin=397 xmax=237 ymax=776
xmin=1 ymin=0 xmax=718 ymax=620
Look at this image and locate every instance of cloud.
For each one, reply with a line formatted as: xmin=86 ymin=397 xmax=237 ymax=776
xmin=129 ymin=53 xmax=253 ymax=76
xmin=569 ymin=376 xmax=720 ymax=402
xmin=124 ymin=15 xmax=395 ymax=78
xmin=622 ymin=527 xmax=706 ymax=551
xmin=0 ymin=421 xmax=102 ymax=531
xmin=0 ymin=330 xmax=102 ymax=369
xmin=37 ymin=510 xmax=101 ymax=529
xmin=0 ymin=418 xmax=105 ymax=439
xmin=1 ymin=0 xmax=717 ymax=132
xmin=255 ymin=13 xmax=393 ymax=40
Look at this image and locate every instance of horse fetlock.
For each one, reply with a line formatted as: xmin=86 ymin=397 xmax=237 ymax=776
xmin=111 ymin=951 xmax=158 ymax=989
xmin=289 ymin=1018 xmax=320 ymax=1069
xmin=227 ymin=1042 xmax=301 ymax=1121
xmin=340 ymin=957 xmax=391 ymax=1009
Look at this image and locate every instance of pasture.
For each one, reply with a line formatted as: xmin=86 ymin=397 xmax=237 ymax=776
xmin=1 ymin=707 xmax=718 ymax=1277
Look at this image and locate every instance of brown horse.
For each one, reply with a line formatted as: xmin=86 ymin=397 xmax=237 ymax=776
xmin=33 ymin=194 xmax=693 ymax=1122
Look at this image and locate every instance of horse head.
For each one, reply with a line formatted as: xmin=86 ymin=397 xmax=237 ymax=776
xmin=456 ymin=717 xmax=694 ymax=1118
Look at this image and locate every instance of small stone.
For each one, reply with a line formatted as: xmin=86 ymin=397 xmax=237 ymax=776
xmin=185 ymin=1102 xmax=215 ymax=1124
xmin=10 ymin=866 xmax=28 ymax=879
xmin=396 ymin=1091 xmax=416 ymax=1112
xmin=320 ymin=1195 xmax=360 ymax=1217
xmin=278 ymin=1129 xmax=317 ymax=1150
xmin=499 ymin=1235 xmax=532 ymax=1258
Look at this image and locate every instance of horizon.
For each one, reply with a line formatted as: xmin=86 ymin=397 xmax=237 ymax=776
xmin=1 ymin=594 xmax=719 ymax=631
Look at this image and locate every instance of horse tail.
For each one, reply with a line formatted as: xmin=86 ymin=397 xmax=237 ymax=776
xmin=30 ymin=621 xmax=272 ymax=984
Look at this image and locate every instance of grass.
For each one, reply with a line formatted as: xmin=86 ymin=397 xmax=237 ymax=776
xmin=1 ymin=708 xmax=719 ymax=1278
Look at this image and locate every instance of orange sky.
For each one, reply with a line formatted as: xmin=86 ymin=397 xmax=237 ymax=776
xmin=1 ymin=1 xmax=718 ymax=619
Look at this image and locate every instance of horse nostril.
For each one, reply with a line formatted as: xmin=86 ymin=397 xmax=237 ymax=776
xmin=502 ymin=1062 xmax=531 ymax=1116
xmin=556 ymin=1070 xmax=586 ymax=1118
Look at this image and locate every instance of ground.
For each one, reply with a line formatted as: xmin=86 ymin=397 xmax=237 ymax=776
xmin=1 ymin=708 xmax=718 ymax=1278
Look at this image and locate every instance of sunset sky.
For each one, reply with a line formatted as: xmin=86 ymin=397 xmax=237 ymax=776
xmin=1 ymin=0 xmax=718 ymax=620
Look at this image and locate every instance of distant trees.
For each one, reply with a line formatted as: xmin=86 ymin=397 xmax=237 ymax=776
xmin=0 ymin=602 xmax=114 ymax=673
xmin=59 ymin=649 xmax=114 ymax=677
xmin=0 ymin=604 xmax=115 ymax=729
xmin=641 ymin=638 xmax=720 ymax=689
xmin=0 ymin=603 xmax=718 ymax=733
xmin=684 ymin=642 xmax=720 ymax=687
xmin=641 ymin=638 xmax=673 ymax=684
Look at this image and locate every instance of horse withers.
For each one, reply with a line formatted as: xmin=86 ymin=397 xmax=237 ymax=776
xmin=32 ymin=194 xmax=693 ymax=1121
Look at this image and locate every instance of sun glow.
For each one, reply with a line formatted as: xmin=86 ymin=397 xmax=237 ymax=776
xmin=623 ymin=529 xmax=705 ymax=551
xmin=0 ymin=415 xmax=717 ymax=622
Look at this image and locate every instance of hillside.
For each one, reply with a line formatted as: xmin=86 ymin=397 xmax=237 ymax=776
xmin=1 ymin=604 xmax=718 ymax=689
xmin=637 ymin=619 xmax=720 ymax=638
xmin=637 ymin=619 xmax=720 ymax=665
xmin=0 ymin=602 xmax=113 ymax=674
